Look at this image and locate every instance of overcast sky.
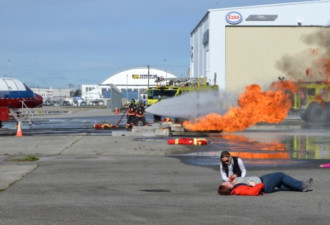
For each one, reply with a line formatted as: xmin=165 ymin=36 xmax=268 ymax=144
xmin=0 ymin=0 xmax=311 ymax=89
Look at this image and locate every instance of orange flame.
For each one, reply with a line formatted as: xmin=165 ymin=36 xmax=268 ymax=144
xmin=209 ymin=134 xmax=289 ymax=159
xmin=210 ymin=134 xmax=287 ymax=151
xmin=231 ymin=152 xmax=290 ymax=159
xmin=183 ymin=80 xmax=297 ymax=132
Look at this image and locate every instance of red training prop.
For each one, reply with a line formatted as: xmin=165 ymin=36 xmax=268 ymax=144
xmin=167 ymin=138 xmax=208 ymax=146
xmin=320 ymin=163 xmax=330 ymax=168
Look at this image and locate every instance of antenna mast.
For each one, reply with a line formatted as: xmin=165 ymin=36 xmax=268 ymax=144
xmin=8 ymin=59 xmax=12 ymax=77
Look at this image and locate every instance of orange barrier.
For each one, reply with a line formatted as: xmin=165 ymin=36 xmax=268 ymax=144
xmin=16 ymin=121 xmax=23 ymax=137
xmin=167 ymin=138 xmax=208 ymax=146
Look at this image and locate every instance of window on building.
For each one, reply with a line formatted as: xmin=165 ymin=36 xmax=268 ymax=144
xmin=102 ymin=88 xmax=111 ymax=98
xmin=203 ymin=30 xmax=209 ymax=46
xmin=121 ymin=89 xmax=138 ymax=100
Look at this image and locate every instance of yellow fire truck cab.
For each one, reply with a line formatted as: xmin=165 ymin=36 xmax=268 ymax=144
xmin=291 ymin=82 xmax=330 ymax=123
xmin=146 ymin=77 xmax=218 ymax=107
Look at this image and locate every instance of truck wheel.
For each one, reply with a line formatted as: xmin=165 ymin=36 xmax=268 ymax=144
xmin=301 ymin=102 xmax=328 ymax=123
xmin=327 ymin=104 xmax=330 ymax=123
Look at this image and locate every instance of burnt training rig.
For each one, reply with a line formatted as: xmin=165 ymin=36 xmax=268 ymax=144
xmin=291 ymin=81 xmax=330 ymax=123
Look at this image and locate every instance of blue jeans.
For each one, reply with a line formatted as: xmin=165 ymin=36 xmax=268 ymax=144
xmin=261 ymin=172 xmax=303 ymax=193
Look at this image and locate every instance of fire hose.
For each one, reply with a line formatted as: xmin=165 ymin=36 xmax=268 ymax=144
xmin=94 ymin=109 xmax=128 ymax=129
xmin=114 ymin=109 xmax=128 ymax=126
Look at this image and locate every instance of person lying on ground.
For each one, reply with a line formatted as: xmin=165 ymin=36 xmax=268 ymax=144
xmin=218 ymin=172 xmax=313 ymax=196
xmin=219 ymin=151 xmax=246 ymax=181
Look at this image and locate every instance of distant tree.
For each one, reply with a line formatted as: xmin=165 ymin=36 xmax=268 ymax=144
xmin=73 ymin=89 xmax=81 ymax=97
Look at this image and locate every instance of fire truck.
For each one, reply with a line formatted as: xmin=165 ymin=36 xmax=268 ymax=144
xmin=291 ymin=82 xmax=330 ymax=123
xmin=146 ymin=77 xmax=218 ymax=106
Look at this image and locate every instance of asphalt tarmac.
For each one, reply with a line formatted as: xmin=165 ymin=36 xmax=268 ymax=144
xmin=0 ymin=133 xmax=329 ymax=225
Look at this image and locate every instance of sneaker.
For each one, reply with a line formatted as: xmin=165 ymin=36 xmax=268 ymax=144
xmin=302 ymin=178 xmax=313 ymax=192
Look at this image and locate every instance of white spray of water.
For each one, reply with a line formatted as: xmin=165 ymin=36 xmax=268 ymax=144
xmin=145 ymin=90 xmax=238 ymax=119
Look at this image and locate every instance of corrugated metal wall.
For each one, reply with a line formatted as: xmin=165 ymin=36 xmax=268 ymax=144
xmin=225 ymin=26 xmax=327 ymax=93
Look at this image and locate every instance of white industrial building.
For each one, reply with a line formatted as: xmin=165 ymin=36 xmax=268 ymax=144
xmin=80 ymin=83 xmax=122 ymax=108
xmin=31 ymin=87 xmax=73 ymax=105
xmin=190 ymin=0 xmax=330 ymax=93
xmin=82 ymin=67 xmax=177 ymax=105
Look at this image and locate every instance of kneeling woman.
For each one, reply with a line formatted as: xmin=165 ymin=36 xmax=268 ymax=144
xmin=218 ymin=172 xmax=313 ymax=196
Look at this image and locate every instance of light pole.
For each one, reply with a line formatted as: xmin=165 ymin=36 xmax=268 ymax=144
xmin=164 ymin=59 xmax=167 ymax=79
xmin=8 ymin=59 xmax=11 ymax=77
xmin=126 ymin=74 xmax=129 ymax=102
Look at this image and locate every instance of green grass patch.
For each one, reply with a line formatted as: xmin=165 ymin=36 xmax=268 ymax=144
xmin=8 ymin=155 xmax=39 ymax=162
xmin=23 ymin=155 xmax=39 ymax=161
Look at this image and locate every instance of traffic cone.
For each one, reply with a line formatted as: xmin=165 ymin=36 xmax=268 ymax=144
xmin=114 ymin=107 xmax=119 ymax=115
xmin=16 ymin=121 xmax=23 ymax=137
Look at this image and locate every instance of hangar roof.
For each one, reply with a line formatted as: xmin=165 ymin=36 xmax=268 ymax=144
xmin=102 ymin=67 xmax=177 ymax=87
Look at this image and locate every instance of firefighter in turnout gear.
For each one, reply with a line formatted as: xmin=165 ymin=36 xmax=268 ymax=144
xmin=134 ymin=101 xmax=147 ymax=126
xmin=126 ymin=99 xmax=137 ymax=128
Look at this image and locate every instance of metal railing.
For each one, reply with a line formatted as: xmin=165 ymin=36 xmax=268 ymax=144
xmin=20 ymin=101 xmax=34 ymax=124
